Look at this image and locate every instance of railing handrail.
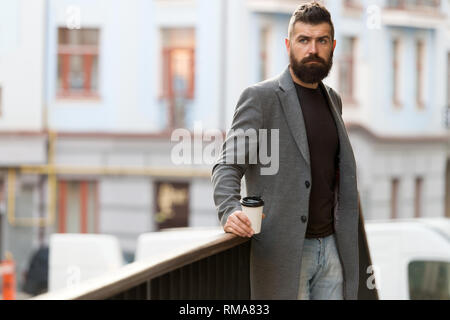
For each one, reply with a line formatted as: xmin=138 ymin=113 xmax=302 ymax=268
xmin=33 ymin=230 xmax=248 ymax=300
xmin=33 ymin=198 xmax=378 ymax=300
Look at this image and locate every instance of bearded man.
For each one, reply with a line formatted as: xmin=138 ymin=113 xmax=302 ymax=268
xmin=212 ymin=1 xmax=360 ymax=300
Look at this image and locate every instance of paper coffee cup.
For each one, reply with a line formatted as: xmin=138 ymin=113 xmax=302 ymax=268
xmin=240 ymin=196 xmax=264 ymax=234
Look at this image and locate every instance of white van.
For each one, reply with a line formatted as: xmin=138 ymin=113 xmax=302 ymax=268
xmin=135 ymin=227 xmax=224 ymax=262
xmin=364 ymin=218 xmax=450 ymax=300
xmin=48 ymin=234 xmax=124 ymax=292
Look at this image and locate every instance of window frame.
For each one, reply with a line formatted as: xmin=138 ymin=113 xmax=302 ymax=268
xmin=159 ymin=27 xmax=196 ymax=130
xmin=391 ymin=177 xmax=400 ymax=219
xmin=416 ymin=39 xmax=426 ymax=109
xmin=414 ymin=177 xmax=423 ymax=218
xmin=339 ymin=36 xmax=357 ymax=104
xmin=56 ymin=28 xmax=101 ymax=100
xmin=57 ymin=180 xmax=99 ymax=234
xmin=392 ymin=38 xmax=402 ymax=108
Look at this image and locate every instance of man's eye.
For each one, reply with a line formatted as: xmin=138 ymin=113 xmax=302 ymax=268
xmin=320 ymin=39 xmax=327 ymax=44
xmin=299 ymin=39 xmax=307 ymax=43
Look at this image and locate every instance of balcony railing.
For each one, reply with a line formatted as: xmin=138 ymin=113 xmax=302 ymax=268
xmin=385 ymin=0 xmax=441 ymax=11
xmin=246 ymin=0 xmax=310 ymax=14
xmin=33 ymin=201 xmax=378 ymax=300
xmin=343 ymin=0 xmax=363 ymax=10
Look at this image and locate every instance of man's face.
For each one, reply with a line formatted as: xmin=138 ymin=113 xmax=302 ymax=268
xmin=285 ymin=22 xmax=336 ymax=84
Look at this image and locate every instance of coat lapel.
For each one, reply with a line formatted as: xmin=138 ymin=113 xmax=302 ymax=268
xmin=276 ymin=66 xmax=354 ymax=171
xmin=276 ymin=67 xmax=311 ymax=166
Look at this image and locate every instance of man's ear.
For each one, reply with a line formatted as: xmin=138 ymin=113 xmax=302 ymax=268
xmin=285 ymin=37 xmax=290 ymax=53
xmin=333 ymin=39 xmax=336 ymax=50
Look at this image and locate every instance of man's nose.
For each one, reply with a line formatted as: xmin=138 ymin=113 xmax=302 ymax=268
xmin=307 ymin=41 xmax=318 ymax=54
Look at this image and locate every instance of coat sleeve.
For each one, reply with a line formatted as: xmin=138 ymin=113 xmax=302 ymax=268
xmin=211 ymin=86 xmax=264 ymax=227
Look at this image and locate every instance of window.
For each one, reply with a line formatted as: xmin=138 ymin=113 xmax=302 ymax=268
xmin=56 ymin=181 xmax=98 ymax=234
xmin=447 ymin=52 xmax=450 ymax=109
xmin=339 ymin=36 xmax=356 ymax=102
xmin=446 ymin=159 xmax=450 ymax=218
xmin=57 ymin=28 xmax=100 ymax=98
xmin=343 ymin=0 xmax=363 ymax=10
xmin=414 ymin=177 xmax=423 ymax=218
xmin=161 ymin=28 xmax=195 ymax=129
xmin=391 ymin=178 xmax=399 ymax=219
xmin=416 ymin=40 xmax=425 ymax=109
xmin=259 ymin=26 xmax=270 ymax=81
xmin=392 ymin=39 xmax=401 ymax=107
xmin=408 ymin=260 xmax=450 ymax=299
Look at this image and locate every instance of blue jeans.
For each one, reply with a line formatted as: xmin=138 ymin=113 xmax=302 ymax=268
xmin=297 ymin=233 xmax=344 ymax=300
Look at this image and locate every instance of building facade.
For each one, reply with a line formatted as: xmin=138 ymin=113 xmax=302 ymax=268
xmin=0 ymin=0 xmax=449 ymax=294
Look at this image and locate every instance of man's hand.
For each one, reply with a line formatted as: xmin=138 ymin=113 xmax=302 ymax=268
xmin=224 ymin=210 xmax=266 ymax=238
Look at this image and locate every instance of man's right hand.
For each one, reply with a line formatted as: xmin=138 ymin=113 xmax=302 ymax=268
xmin=224 ymin=211 xmax=266 ymax=238
xmin=224 ymin=211 xmax=254 ymax=237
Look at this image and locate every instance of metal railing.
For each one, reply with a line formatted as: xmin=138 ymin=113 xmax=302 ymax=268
xmin=33 ymin=232 xmax=251 ymax=300
xmin=33 ymin=203 xmax=378 ymax=300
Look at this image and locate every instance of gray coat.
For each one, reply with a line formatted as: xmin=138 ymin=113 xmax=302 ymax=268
xmin=211 ymin=66 xmax=359 ymax=300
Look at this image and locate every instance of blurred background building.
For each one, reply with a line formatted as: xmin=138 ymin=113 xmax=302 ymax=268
xmin=0 ymin=0 xmax=449 ymax=296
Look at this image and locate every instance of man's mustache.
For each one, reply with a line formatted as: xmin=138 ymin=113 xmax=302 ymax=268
xmin=301 ymin=55 xmax=326 ymax=64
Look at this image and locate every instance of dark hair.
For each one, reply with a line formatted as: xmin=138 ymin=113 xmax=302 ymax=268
xmin=288 ymin=1 xmax=335 ymax=40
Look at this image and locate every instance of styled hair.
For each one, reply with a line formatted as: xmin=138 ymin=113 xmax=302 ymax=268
xmin=288 ymin=1 xmax=335 ymax=40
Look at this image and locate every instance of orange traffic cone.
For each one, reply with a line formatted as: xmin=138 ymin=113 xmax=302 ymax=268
xmin=1 ymin=252 xmax=16 ymax=300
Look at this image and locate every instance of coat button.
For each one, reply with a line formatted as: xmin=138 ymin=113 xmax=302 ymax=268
xmin=305 ymin=181 xmax=311 ymax=188
xmin=301 ymin=215 xmax=307 ymax=223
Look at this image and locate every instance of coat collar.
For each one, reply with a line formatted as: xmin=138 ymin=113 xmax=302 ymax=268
xmin=278 ymin=65 xmax=295 ymax=92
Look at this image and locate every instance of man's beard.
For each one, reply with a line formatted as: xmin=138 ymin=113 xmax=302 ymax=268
xmin=290 ymin=49 xmax=334 ymax=84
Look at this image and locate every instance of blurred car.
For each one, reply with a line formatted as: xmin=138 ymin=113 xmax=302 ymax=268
xmin=365 ymin=218 xmax=450 ymax=300
xmin=22 ymin=246 xmax=49 ymax=296
xmin=48 ymin=234 xmax=124 ymax=292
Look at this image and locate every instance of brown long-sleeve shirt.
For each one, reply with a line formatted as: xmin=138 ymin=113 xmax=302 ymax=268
xmin=294 ymin=82 xmax=340 ymax=239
